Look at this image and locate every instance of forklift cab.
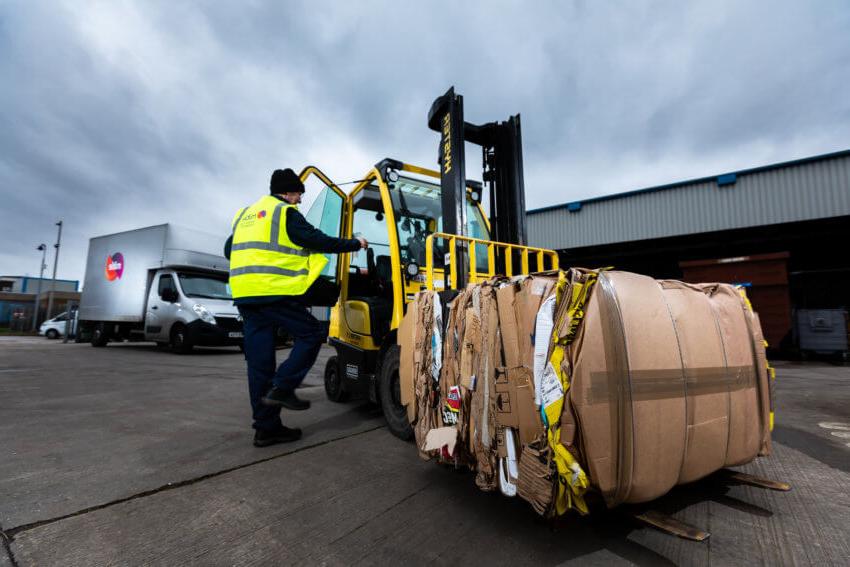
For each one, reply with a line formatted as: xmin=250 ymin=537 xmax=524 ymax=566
xmin=300 ymin=162 xmax=490 ymax=404
xmin=298 ymin=85 xmax=560 ymax=441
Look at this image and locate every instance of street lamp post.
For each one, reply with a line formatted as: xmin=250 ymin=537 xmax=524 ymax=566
xmin=32 ymin=244 xmax=47 ymax=331
xmin=45 ymin=220 xmax=63 ymax=321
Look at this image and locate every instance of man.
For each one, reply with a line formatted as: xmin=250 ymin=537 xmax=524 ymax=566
xmin=225 ymin=168 xmax=367 ymax=447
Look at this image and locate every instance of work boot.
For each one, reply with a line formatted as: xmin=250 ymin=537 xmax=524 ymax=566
xmin=253 ymin=425 xmax=302 ymax=447
xmin=261 ymin=387 xmax=311 ymax=410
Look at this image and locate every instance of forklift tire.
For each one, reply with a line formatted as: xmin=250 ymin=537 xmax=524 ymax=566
xmin=379 ymin=345 xmax=413 ymax=441
xmin=170 ymin=324 xmax=194 ymax=354
xmin=91 ymin=323 xmax=109 ymax=347
xmin=324 ymin=356 xmax=349 ymax=402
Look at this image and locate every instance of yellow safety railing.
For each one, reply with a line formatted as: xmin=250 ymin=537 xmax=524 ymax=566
xmin=424 ymin=232 xmax=560 ymax=290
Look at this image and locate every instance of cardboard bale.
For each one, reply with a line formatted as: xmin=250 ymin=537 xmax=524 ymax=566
xmin=568 ymin=271 xmax=770 ymax=505
xmin=569 ymin=271 xmax=688 ymax=505
xmin=398 ymin=267 xmax=772 ymax=513
xmin=699 ymin=284 xmax=764 ymax=466
xmin=660 ymin=281 xmax=731 ymax=484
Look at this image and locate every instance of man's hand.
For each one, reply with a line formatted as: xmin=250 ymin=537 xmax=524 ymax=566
xmin=356 ymin=236 xmax=369 ymax=249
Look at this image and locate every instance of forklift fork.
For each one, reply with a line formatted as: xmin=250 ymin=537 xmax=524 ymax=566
xmin=719 ymin=469 xmax=792 ymax=491
xmin=632 ymin=509 xmax=711 ymax=541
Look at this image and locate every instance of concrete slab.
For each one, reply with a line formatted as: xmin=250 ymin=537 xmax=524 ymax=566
xmin=3 ymin=339 xmax=850 ymax=565
xmin=10 ymin=430 xmax=850 ymax=566
xmin=0 ymin=548 xmax=13 ymax=567
xmin=769 ymin=361 xmax=850 ymax=472
xmin=0 ymin=339 xmax=382 ymax=529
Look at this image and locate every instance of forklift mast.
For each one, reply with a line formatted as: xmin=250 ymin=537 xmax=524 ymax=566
xmin=427 ymin=87 xmax=528 ymax=287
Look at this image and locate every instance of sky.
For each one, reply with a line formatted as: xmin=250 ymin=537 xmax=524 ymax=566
xmin=1 ymin=0 xmax=849 ymax=285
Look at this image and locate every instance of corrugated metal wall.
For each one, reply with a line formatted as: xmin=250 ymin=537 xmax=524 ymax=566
xmin=527 ymin=152 xmax=850 ymax=250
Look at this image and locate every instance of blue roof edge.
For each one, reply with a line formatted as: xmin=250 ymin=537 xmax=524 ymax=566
xmin=527 ymin=148 xmax=850 ymax=215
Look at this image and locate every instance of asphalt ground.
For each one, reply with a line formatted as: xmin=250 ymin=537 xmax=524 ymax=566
xmin=1 ymin=337 xmax=848 ymax=566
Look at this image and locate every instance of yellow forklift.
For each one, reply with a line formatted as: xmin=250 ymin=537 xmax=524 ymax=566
xmin=300 ymin=88 xmax=558 ymax=439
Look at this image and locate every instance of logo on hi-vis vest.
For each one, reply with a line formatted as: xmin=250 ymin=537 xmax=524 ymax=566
xmin=105 ymin=253 xmax=124 ymax=281
xmin=240 ymin=210 xmax=267 ymax=227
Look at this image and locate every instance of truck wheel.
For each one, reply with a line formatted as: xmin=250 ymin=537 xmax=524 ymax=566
xmin=91 ymin=323 xmax=109 ymax=347
xmin=378 ymin=345 xmax=413 ymax=440
xmin=324 ymin=356 xmax=349 ymax=402
xmin=46 ymin=329 xmax=59 ymax=340
xmin=170 ymin=324 xmax=194 ymax=354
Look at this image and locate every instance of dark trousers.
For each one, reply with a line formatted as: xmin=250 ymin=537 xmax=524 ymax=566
xmin=237 ymin=299 xmax=327 ymax=431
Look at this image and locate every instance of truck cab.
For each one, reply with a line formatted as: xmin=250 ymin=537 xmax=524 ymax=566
xmin=79 ymin=224 xmax=243 ymax=353
xmin=144 ymin=269 xmax=242 ymax=352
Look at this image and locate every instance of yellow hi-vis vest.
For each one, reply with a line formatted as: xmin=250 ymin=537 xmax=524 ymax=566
xmin=229 ymin=195 xmax=328 ymax=298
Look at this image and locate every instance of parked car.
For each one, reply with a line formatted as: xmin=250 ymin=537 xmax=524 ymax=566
xmin=39 ymin=312 xmax=70 ymax=339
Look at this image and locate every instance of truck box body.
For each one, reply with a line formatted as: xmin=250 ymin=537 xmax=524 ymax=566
xmin=80 ymin=225 xmax=229 ymax=322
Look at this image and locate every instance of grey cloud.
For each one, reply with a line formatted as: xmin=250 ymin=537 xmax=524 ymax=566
xmin=1 ymin=0 xmax=848 ymax=285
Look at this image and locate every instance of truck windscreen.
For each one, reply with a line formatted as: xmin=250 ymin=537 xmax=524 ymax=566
xmin=177 ymin=273 xmax=232 ymax=300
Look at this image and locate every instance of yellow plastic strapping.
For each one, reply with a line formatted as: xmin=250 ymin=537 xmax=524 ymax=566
xmin=739 ymin=287 xmax=776 ymax=432
xmin=544 ymin=270 xmax=597 ymax=516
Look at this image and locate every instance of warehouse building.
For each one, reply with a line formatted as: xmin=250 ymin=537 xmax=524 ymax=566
xmin=527 ymin=149 xmax=850 ymax=356
xmin=0 ymin=276 xmax=80 ymax=331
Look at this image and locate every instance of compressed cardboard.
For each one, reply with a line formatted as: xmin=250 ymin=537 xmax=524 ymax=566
xmin=459 ymin=307 xmax=480 ymax=391
xmin=514 ymin=276 xmax=557 ymax=368
xmin=748 ymin=312 xmax=773 ymax=456
xmin=569 ymin=271 xmax=769 ymax=505
xmin=496 ymin=283 xmax=521 ymax=369
xmin=660 ymin=281 xmax=730 ymax=484
xmin=424 ymin=427 xmax=459 ymax=455
xmin=701 ymin=285 xmax=763 ymax=466
xmin=517 ymin=443 xmax=554 ymax=515
xmin=494 ymin=366 xmax=543 ymax=445
xmin=397 ymin=268 xmax=771 ymax=514
xmin=470 ymin=284 xmax=501 ymax=490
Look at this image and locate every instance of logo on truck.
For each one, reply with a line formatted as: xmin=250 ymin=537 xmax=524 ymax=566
xmin=105 ymin=252 xmax=124 ymax=281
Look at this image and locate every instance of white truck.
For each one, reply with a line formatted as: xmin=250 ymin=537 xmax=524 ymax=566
xmin=78 ymin=224 xmax=242 ymax=352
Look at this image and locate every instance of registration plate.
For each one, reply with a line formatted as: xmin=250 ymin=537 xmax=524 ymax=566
xmin=228 ymin=332 xmax=243 ymax=338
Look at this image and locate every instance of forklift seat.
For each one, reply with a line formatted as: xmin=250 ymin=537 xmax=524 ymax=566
xmin=375 ymin=255 xmax=394 ymax=299
xmin=347 ymin=296 xmax=392 ymax=343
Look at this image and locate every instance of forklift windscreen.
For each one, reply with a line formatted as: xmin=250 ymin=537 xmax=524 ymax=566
xmin=389 ymin=175 xmax=489 ymax=271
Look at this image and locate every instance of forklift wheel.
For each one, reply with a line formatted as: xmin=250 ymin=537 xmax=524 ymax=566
xmin=379 ymin=345 xmax=414 ymax=441
xmin=324 ymin=356 xmax=349 ymax=402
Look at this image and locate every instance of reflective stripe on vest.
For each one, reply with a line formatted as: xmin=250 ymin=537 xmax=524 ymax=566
xmin=229 ymin=195 xmax=328 ymax=298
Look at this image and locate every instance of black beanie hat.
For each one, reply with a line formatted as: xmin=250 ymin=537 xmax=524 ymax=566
xmin=270 ymin=168 xmax=305 ymax=194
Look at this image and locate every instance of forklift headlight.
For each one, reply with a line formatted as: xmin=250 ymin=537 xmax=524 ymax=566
xmin=405 ymin=262 xmax=420 ymax=278
xmin=192 ymin=303 xmax=217 ymax=325
xmin=387 ymin=169 xmax=400 ymax=182
xmin=470 ymin=189 xmax=482 ymax=203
